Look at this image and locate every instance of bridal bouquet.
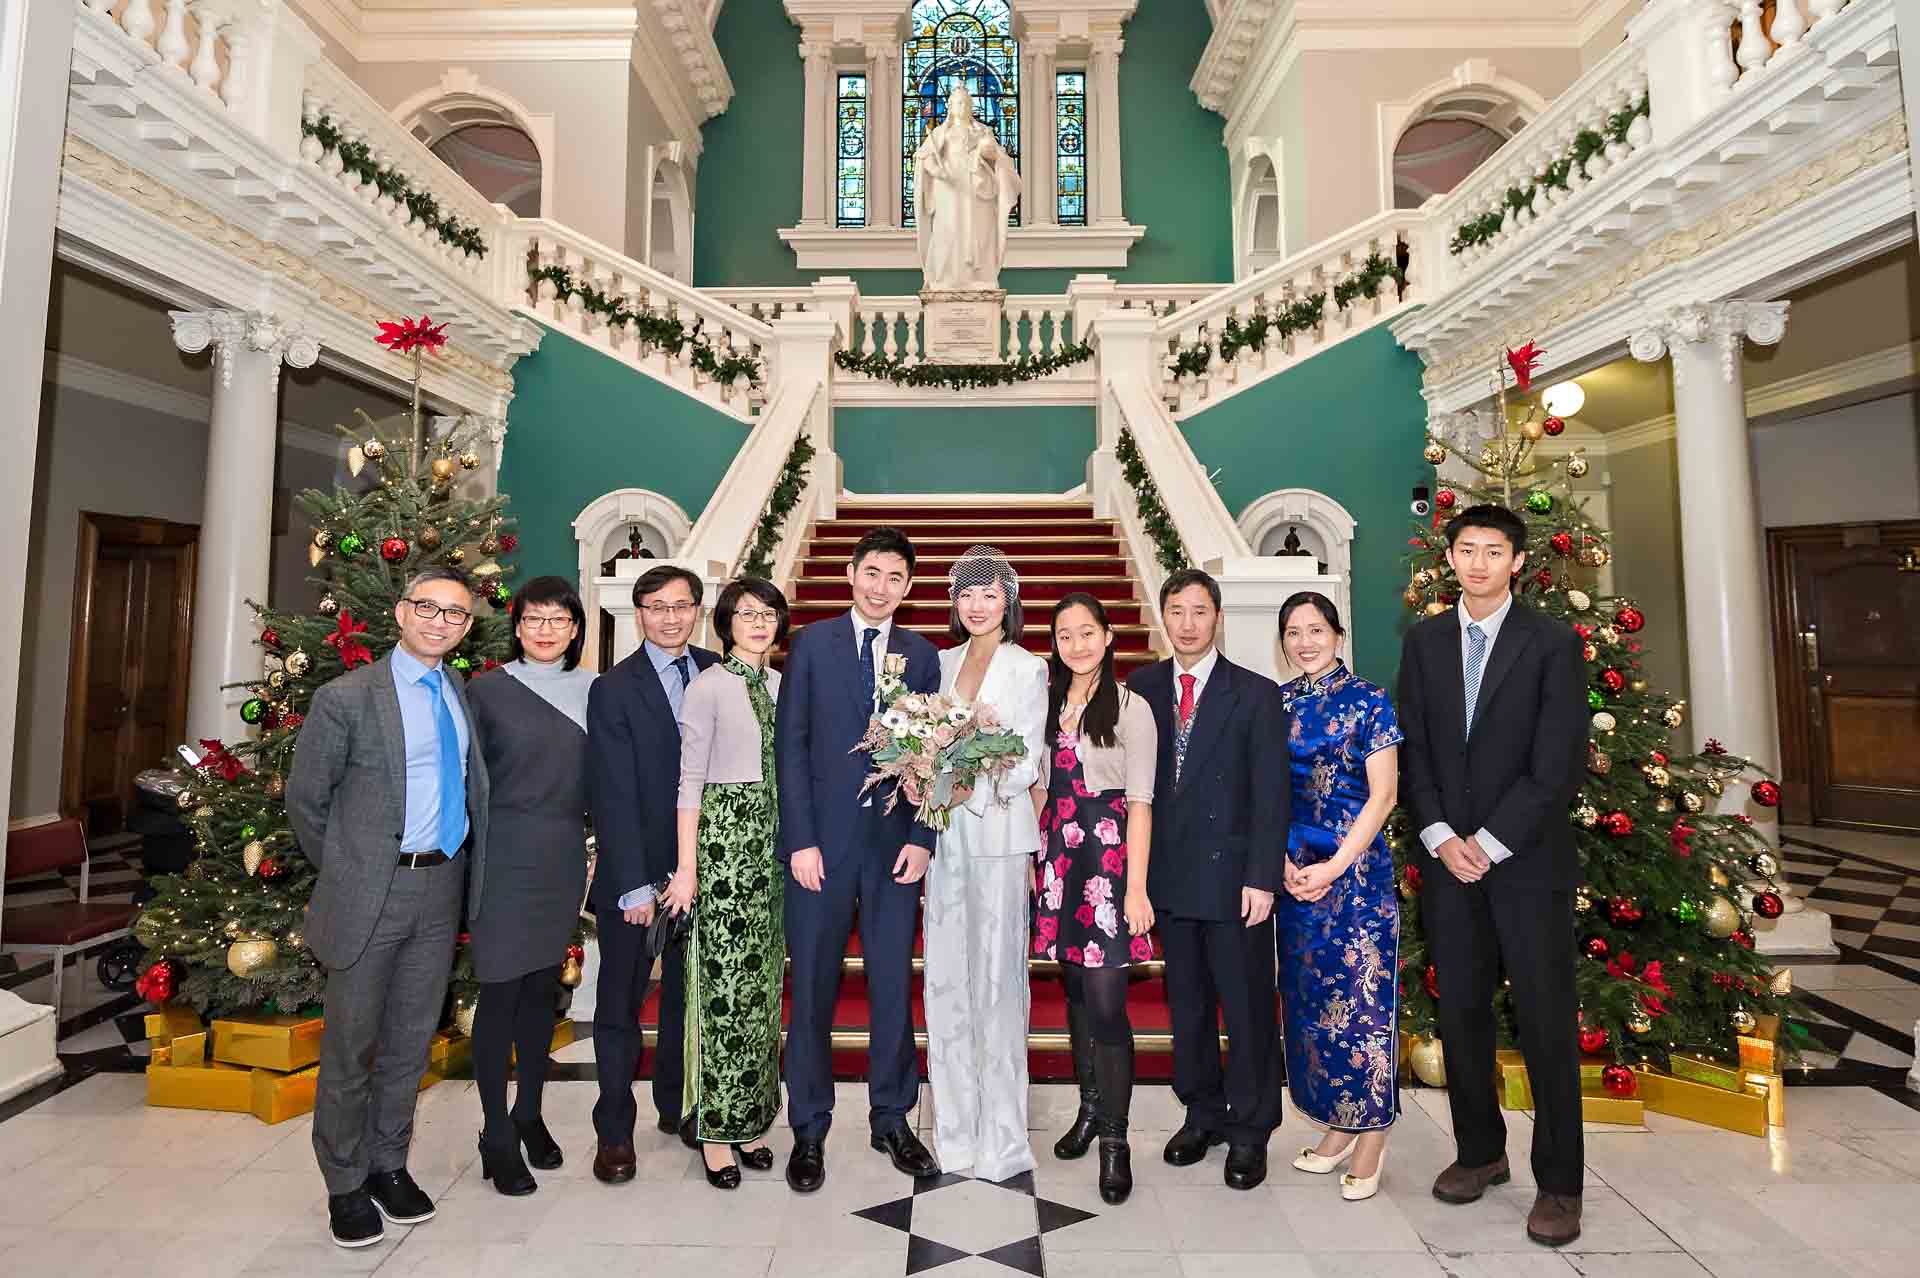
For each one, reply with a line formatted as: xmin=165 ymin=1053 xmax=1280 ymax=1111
xmin=855 ymin=652 xmax=1029 ymax=833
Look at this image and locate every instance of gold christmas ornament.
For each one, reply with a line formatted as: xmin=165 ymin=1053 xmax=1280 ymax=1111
xmin=447 ymin=548 xmax=466 ymax=564
xmin=418 ymin=526 xmax=442 ymax=551
xmin=361 ymin=438 xmax=387 ymax=462
xmin=480 ymin=533 xmax=500 ymax=556
xmin=560 ymin=955 xmax=583 ymax=987
xmin=318 ymin=594 xmax=340 ymax=616
xmin=1645 ymin=766 xmax=1671 ymax=789
xmin=459 ymin=449 xmax=482 ymax=471
xmin=1566 ymin=590 xmax=1592 ymax=612
xmin=228 ymin=939 xmax=277 ymax=977
xmin=1423 ymin=440 xmax=1447 ymax=464
xmin=285 ymin=929 xmax=304 ymax=950
xmin=1769 ymin=968 xmax=1793 ymax=996
xmin=1730 ymin=1009 xmax=1757 ymax=1034
xmin=1520 ymin=419 xmax=1545 ymax=442
xmin=286 ymin=650 xmax=312 ymax=677
xmin=308 ymin=543 xmax=326 ymax=568
xmin=268 ymin=670 xmax=287 ymax=691
xmin=177 ymin=789 xmax=196 ymax=811
xmin=1574 ymin=886 xmax=1594 ymax=913
xmin=451 ymin=997 xmax=478 ymax=1037
xmin=243 ymin=841 xmax=266 ymax=876
xmin=1581 ymin=546 xmax=1610 ymax=568
xmin=431 ymin=457 xmax=457 ymax=483
xmin=1403 ymin=586 xmax=1422 ymax=609
xmin=266 ymin=773 xmax=286 ymax=799
xmin=1588 ymin=751 xmax=1612 ymax=776
xmin=1413 ymin=569 xmax=1435 ymax=589
xmin=1655 ymin=796 xmax=1675 ymax=814
xmin=1681 ymin=791 xmax=1703 ymax=813
xmin=1408 ymin=1035 xmax=1447 ymax=1087
xmin=1707 ymin=777 xmax=1725 ymax=797
xmin=1750 ymin=852 xmax=1779 ymax=879
xmin=1565 ymin=454 xmax=1590 ymax=479
xmin=1663 ymin=706 xmax=1685 ymax=729
xmin=346 ymin=445 xmax=366 ymax=478
xmin=313 ymin=530 xmax=333 ymax=551
xmin=225 ymin=919 xmax=245 ymax=938
xmin=1575 ymin=805 xmax=1599 ymax=827
xmin=1703 ymin=895 xmax=1739 ymax=938
xmin=1424 ymin=600 xmax=1448 ymax=617
xmin=195 ymin=805 xmax=214 ymax=820
xmin=1709 ymin=864 xmax=1730 ymax=888
xmin=1591 ymin=712 xmax=1617 ymax=732
xmin=1627 ymin=1010 xmax=1653 ymax=1035
xmin=1598 ymin=625 xmax=1622 ymax=645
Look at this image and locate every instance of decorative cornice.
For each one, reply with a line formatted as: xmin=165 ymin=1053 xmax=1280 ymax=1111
xmin=290 ymin=1 xmax=643 ymax=62
xmin=647 ymin=0 xmax=734 ymax=121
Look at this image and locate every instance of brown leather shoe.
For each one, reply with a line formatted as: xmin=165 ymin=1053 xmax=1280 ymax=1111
xmin=1526 ymin=1192 xmax=1582 ymax=1247
xmin=1431 ymin=1155 xmax=1511 ymax=1203
xmin=593 ymin=1141 xmax=637 ymax=1185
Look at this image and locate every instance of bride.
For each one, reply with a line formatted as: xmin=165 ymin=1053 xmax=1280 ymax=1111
xmin=925 ymin=545 xmax=1049 ymax=1181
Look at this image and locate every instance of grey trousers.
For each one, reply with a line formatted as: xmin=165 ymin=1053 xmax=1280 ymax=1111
xmin=312 ymin=856 xmax=464 ymax=1195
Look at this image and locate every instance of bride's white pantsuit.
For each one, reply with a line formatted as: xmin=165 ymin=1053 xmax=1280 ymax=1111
xmin=925 ymin=640 xmax=1050 ymax=1182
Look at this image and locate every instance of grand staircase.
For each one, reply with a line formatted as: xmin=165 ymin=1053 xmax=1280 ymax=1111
xmin=638 ymin=497 xmax=1180 ymax=1081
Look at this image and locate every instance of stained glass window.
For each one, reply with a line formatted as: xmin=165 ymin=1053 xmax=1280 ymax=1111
xmin=1055 ymin=70 xmax=1086 ymax=226
xmin=902 ymin=0 xmax=1019 ymax=228
xmin=836 ymin=73 xmax=868 ymax=228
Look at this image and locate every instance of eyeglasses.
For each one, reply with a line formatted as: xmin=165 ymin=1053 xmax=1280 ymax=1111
xmin=640 ymin=602 xmax=698 ymax=618
xmin=521 ymin=615 xmax=575 ymax=631
xmin=735 ymin=608 xmax=780 ymax=625
xmin=404 ymin=599 xmax=473 ymax=625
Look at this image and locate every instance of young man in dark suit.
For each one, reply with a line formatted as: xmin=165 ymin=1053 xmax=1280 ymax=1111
xmin=1128 ymin=568 xmax=1290 ymax=1190
xmin=288 ymin=567 xmax=490 ymax=1248
xmin=1397 ymin=504 xmax=1589 ymax=1247
xmin=775 ymin=527 xmax=942 ymax=1192
xmin=585 ymin=565 xmax=720 ymax=1183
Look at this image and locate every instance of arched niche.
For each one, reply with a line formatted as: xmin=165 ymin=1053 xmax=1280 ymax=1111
xmin=1377 ymin=62 xmax=1547 ymax=212
xmin=574 ymin=488 xmax=694 ymax=671
xmin=393 ymin=72 xmax=556 ymax=221
xmin=650 ymin=156 xmax=695 ymax=284
xmin=1236 ymin=143 xmax=1283 ymax=281
xmin=1239 ymin=488 xmax=1359 ymax=670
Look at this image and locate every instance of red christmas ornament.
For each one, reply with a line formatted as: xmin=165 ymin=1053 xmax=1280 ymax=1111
xmin=1436 ymin=489 xmax=1458 ymax=511
xmin=1601 ymin=811 xmax=1634 ymax=838
xmin=380 ymin=536 xmax=409 ymax=562
xmin=135 ymin=958 xmax=179 ymax=1004
xmin=1541 ymin=414 xmax=1566 ymax=437
xmin=1730 ymin=929 xmax=1754 ymax=950
xmin=1752 ymin=891 xmax=1785 ymax=920
xmin=1550 ymin=532 xmax=1575 ymax=557
xmin=258 ymin=857 xmax=286 ymax=881
xmin=1423 ymin=965 xmax=1440 ymax=999
xmin=1608 ymin=896 xmax=1643 ymax=926
xmin=1584 ymin=936 xmax=1610 ymax=959
xmin=457 ymin=932 xmax=473 ymax=946
xmin=1615 ymin=606 xmax=1645 ymax=633
xmin=1669 ymin=820 xmax=1695 ymax=856
xmin=1534 ymin=568 xmax=1555 ymax=589
xmin=279 ymin=712 xmax=304 ymax=733
xmin=1403 ymin=862 xmax=1423 ymax=893
xmin=1650 ymin=750 xmax=1668 ymax=767
xmin=261 ymin=628 xmax=281 ymax=650
xmin=498 ymin=533 xmax=518 ymax=554
xmin=1599 ymin=669 xmax=1626 ymax=695
xmin=1601 ymin=1064 xmax=1637 ymax=1097
xmin=1583 ymin=643 xmax=1599 ymax=664
xmin=1577 ymin=1025 xmax=1609 ymax=1055
xmin=1750 ymin=780 xmax=1780 ymax=808
xmin=567 ymin=943 xmax=586 ymax=963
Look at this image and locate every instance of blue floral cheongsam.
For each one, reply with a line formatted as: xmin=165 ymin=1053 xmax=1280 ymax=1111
xmin=1276 ymin=662 xmax=1404 ymax=1132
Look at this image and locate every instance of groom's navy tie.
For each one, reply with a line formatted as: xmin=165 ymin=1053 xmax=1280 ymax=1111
xmin=860 ymin=626 xmax=880 ymax=710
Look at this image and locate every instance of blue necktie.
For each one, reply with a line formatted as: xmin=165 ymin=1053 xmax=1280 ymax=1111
xmin=1463 ymin=622 xmax=1489 ymax=740
xmin=860 ymin=627 xmax=880 ymax=709
xmin=422 ymin=668 xmax=468 ymax=855
xmin=673 ymin=654 xmax=691 ymax=690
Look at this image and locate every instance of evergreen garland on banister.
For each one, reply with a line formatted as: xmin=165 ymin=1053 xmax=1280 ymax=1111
xmin=834 ymin=341 xmax=1094 ymax=390
xmin=301 ymin=115 xmax=489 ymax=258
xmin=740 ymin=434 xmax=817 ymax=580
xmin=1115 ymin=427 xmax=1189 ymax=574
xmin=1167 ymin=249 xmax=1404 ymax=382
xmin=529 ymin=264 xmax=763 ymax=387
xmin=1448 ymin=93 xmax=1650 ymax=256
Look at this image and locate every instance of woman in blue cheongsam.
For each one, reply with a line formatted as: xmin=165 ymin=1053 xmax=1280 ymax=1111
xmin=1275 ymin=591 xmax=1403 ymax=1203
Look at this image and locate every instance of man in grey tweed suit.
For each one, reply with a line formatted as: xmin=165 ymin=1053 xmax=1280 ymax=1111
xmin=288 ymin=567 xmax=491 ymax=1249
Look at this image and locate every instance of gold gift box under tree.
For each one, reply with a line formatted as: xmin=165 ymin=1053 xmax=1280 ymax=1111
xmin=1496 ymin=1044 xmax=1782 ymax=1137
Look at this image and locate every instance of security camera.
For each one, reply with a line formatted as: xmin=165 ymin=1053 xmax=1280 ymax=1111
xmin=1410 ymin=485 xmax=1431 ymax=518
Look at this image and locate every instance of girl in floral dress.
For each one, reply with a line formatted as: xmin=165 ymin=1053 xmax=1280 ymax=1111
xmin=1274 ymin=592 xmax=1403 ymax=1202
xmin=1035 ymin=593 xmax=1158 ymax=1203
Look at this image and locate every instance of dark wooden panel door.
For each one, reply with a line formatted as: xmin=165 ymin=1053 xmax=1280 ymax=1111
xmin=1772 ymin=523 xmax=1920 ymax=831
xmin=63 ymin=515 xmax=197 ymax=834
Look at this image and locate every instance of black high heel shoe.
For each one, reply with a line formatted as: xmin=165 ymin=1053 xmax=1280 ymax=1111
xmin=478 ymin=1133 xmax=538 ymax=1197
xmin=734 ymin=1143 xmax=775 ymax=1171
xmin=702 ymin=1144 xmax=741 ymax=1190
xmin=515 ymin=1115 xmax=564 ymax=1170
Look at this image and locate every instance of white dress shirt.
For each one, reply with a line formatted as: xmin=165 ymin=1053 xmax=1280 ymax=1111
xmin=1419 ymin=594 xmax=1518 ymax=866
xmin=1171 ymin=646 xmax=1221 ymax=717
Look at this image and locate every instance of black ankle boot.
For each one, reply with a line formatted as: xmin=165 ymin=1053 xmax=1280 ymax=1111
xmin=1054 ymin=1003 xmax=1100 ymax=1160
xmin=1097 ymin=1137 xmax=1133 ymax=1203
xmin=478 ymin=1132 xmax=537 ymax=1196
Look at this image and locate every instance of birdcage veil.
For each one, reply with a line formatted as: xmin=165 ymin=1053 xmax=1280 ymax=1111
xmin=947 ymin=545 xmax=1023 ymax=642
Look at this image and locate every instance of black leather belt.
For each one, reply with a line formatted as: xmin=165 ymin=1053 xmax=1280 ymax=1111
xmin=398 ymin=849 xmax=451 ymax=869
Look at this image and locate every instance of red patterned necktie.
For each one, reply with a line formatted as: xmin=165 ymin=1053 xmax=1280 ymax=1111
xmin=1178 ymin=672 xmax=1197 ymax=730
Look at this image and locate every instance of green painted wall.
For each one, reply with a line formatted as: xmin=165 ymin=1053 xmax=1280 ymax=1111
xmin=837 ymin=406 xmax=1095 ymax=492
xmin=1179 ymin=326 xmax=1429 ymax=683
xmin=694 ymin=0 xmax=1231 ymax=290
xmin=499 ymin=323 xmax=751 ymax=585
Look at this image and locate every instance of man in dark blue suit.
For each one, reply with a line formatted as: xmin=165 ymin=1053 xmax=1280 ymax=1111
xmin=585 ymin=565 xmax=721 ymax=1184
xmin=776 ymin=527 xmax=942 ymax=1192
xmin=1129 ymin=569 xmax=1290 ymax=1191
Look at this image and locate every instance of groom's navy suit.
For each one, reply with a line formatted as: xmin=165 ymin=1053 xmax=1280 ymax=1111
xmin=776 ymin=613 xmax=941 ymax=1141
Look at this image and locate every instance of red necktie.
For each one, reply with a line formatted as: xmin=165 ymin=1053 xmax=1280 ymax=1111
xmin=1178 ymin=672 xmax=1197 ymax=730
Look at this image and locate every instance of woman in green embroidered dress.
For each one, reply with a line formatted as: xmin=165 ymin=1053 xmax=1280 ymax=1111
xmin=660 ymin=576 xmax=789 ymax=1190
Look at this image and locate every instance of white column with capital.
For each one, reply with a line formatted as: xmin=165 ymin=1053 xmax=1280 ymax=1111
xmin=798 ymin=41 xmax=834 ymax=228
xmin=1630 ymin=301 xmax=1832 ymax=954
xmin=868 ymin=43 xmax=900 ymax=229
xmin=170 ymin=309 xmax=319 ymax=743
xmin=1029 ymin=42 xmax=1059 ymax=226
xmin=1088 ymin=37 xmax=1125 ymax=226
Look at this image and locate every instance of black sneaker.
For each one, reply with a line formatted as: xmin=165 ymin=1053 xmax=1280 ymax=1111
xmin=364 ymin=1167 xmax=436 ymax=1224
xmin=328 ymin=1189 xmax=384 ymax=1249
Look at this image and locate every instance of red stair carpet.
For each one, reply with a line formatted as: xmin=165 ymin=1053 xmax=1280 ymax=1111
xmin=640 ymin=499 xmax=1177 ymax=1083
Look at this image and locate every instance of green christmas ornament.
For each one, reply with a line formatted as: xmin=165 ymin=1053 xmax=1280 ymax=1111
xmin=1671 ymin=899 xmax=1699 ymax=924
xmin=338 ymin=532 xmax=368 ymax=557
xmin=240 ymin=697 xmax=267 ymax=725
xmin=1587 ymin=688 xmax=1605 ymax=711
xmin=240 ymin=825 xmax=257 ymax=839
xmin=493 ymin=584 xmax=512 ymax=607
xmin=450 ymin=655 xmax=474 ymax=673
xmin=1525 ymin=491 xmax=1555 ymax=515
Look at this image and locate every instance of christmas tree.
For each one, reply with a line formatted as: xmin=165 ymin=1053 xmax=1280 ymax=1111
xmin=131 ymin=317 xmax=529 ymax=1023
xmin=1393 ymin=340 xmax=1804 ymax=1092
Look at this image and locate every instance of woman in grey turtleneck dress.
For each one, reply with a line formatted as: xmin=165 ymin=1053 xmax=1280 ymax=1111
xmin=465 ymin=576 xmax=598 ymax=1196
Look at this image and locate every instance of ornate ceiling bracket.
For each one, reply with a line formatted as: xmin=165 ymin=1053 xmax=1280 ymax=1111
xmin=1629 ymin=301 xmax=1790 ymax=388
xmin=169 ymin=308 xmax=322 ymax=394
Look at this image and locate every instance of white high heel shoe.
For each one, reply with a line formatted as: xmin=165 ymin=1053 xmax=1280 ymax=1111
xmin=1341 ymin=1145 xmax=1386 ymax=1201
xmin=1291 ymin=1140 xmax=1356 ymax=1174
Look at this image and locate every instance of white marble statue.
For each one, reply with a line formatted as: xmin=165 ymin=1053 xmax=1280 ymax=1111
xmin=914 ymin=86 xmax=1021 ymax=293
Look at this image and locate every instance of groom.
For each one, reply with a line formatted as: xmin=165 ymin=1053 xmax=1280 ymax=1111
xmin=776 ymin=526 xmax=942 ymax=1192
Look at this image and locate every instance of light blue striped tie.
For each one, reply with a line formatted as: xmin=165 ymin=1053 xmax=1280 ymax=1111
xmin=1463 ymin=622 xmax=1489 ymax=740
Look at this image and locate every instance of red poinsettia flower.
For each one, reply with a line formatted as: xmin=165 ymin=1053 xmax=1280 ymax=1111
xmin=1640 ymin=992 xmax=1667 ymax=1018
xmin=1605 ymin=951 xmax=1638 ymax=980
xmin=375 ymin=315 xmax=449 ymax=355
xmin=325 ymin=609 xmax=373 ymax=670
xmin=1640 ymin=960 xmax=1672 ymax=996
xmin=1506 ymin=341 xmax=1544 ymax=392
xmin=196 ymin=738 xmax=248 ymax=782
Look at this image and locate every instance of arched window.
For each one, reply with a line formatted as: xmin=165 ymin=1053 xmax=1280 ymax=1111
xmin=409 ymin=99 xmax=543 ymax=217
xmin=1391 ymin=89 xmax=1530 ymax=209
xmin=1055 ymin=70 xmax=1086 ymax=226
xmin=837 ymin=73 xmax=869 ymax=228
xmin=901 ymin=0 xmax=1020 ymax=229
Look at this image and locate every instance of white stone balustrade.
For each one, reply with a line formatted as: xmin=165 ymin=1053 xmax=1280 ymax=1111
xmin=84 ymin=0 xmax=237 ymax=109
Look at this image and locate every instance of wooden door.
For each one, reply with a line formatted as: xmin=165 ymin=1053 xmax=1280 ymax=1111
xmin=61 ymin=514 xmax=198 ymax=834
xmin=1770 ymin=522 xmax=1920 ymax=831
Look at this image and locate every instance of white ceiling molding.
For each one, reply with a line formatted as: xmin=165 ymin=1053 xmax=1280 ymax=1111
xmin=292 ymin=1 xmax=644 ymax=62
xmin=645 ymin=0 xmax=735 ymax=124
xmin=43 ymin=352 xmax=340 ymax=457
